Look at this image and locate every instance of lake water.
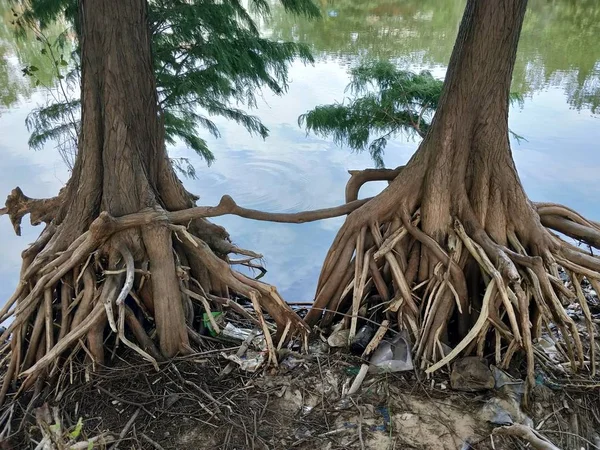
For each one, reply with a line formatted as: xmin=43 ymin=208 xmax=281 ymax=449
xmin=1 ymin=0 xmax=599 ymax=304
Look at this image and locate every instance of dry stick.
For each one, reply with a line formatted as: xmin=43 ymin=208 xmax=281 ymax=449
xmin=371 ymin=224 xmax=415 ymax=317
xmin=277 ymin=320 xmax=292 ymax=351
xmin=140 ymin=433 xmax=166 ymax=450
xmin=347 ymin=364 xmax=370 ymax=396
xmin=492 ymin=424 xmax=560 ymax=450
xmin=369 ymin=257 xmax=390 ymax=301
xmin=124 ymin=306 xmax=163 ymax=361
xmin=181 ymin=287 xmax=220 ymax=334
xmin=404 ymin=215 xmax=467 ymax=315
xmin=557 ymin=256 xmax=600 ymax=280
xmin=58 ymin=278 xmax=72 ymax=341
xmin=349 ymin=227 xmax=367 ymax=343
xmin=249 ymin=293 xmax=277 ymax=367
xmin=115 ymin=246 xmax=135 ymax=306
xmin=362 ymin=320 xmax=389 ymax=358
xmin=111 ymin=407 xmax=141 ymax=450
xmin=534 ymin=263 xmax=585 ymax=367
xmin=43 ymin=289 xmax=53 ymax=355
xmin=571 ymin=274 xmax=596 ymax=376
xmin=426 ymin=279 xmax=497 ymax=374
xmin=221 ymin=330 xmax=257 ymax=377
xmin=0 ymin=283 xmax=24 ymax=323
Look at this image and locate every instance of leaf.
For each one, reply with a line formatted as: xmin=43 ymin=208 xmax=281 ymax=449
xmin=29 ymin=66 xmax=39 ymax=72
xmin=69 ymin=417 xmax=84 ymax=439
xmin=87 ymin=441 xmax=93 ymax=450
xmin=49 ymin=422 xmax=61 ymax=433
xmin=41 ymin=48 xmax=47 ymax=55
xmin=60 ymin=59 xmax=68 ymax=66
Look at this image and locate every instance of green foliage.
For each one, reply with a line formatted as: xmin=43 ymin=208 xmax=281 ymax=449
xmin=300 ymin=61 xmax=441 ymax=167
xmin=301 ymin=60 xmax=524 ymax=167
xmin=11 ymin=0 xmax=318 ymax=173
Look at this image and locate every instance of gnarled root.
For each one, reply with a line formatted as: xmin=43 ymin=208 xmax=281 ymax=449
xmin=307 ymin=168 xmax=600 ymax=388
xmin=1 ymin=192 xmax=366 ymax=405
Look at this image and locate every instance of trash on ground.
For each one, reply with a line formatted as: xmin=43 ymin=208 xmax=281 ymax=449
xmin=347 ymin=363 xmax=369 ymax=395
xmin=368 ymin=332 xmax=413 ymax=373
xmin=350 ymin=323 xmax=376 ymax=354
xmin=221 ymin=350 xmax=265 ymax=372
xmin=280 ymin=354 xmax=306 ymax=372
xmin=221 ymin=323 xmax=265 ymax=350
xmin=202 ymin=312 xmax=224 ymax=336
xmin=534 ymin=336 xmax=560 ymax=363
xmin=450 ymin=357 xmax=494 ymax=392
xmin=327 ymin=328 xmax=351 ymax=348
xmin=491 ymin=365 xmax=526 ymax=401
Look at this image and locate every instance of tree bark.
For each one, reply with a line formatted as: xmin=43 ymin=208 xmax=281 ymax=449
xmin=308 ymin=0 xmax=599 ymax=383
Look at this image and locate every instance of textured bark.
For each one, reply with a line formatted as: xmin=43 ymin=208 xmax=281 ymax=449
xmin=308 ymin=0 xmax=599 ymax=384
xmin=0 ymin=0 xmax=308 ymax=404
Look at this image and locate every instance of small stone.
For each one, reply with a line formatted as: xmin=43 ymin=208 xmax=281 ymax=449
xmin=450 ymin=357 xmax=494 ymax=392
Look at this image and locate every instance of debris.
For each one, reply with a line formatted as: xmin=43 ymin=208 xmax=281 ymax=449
xmin=492 ymin=424 xmax=561 ymax=450
xmin=280 ymin=354 xmax=305 ymax=372
xmin=221 ymin=323 xmax=265 ymax=350
xmin=308 ymin=339 xmax=329 ymax=355
xmin=301 ymin=405 xmax=313 ymax=416
xmin=491 ymin=365 xmax=526 ymax=399
xmin=480 ymin=395 xmax=533 ymax=427
xmin=221 ymin=350 xmax=265 ymax=372
xmin=220 ymin=327 xmax=258 ymax=377
xmin=368 ymin=332 xmax=413 ymax=373
xmin=361 ymin=320 xmax=389 ymax=358
xmin=347 ymin=364 xmax=369 ymax=396
xmin=202 ymin=312 xmax=223 ymax=336
xmin=350 ymin=324 xmax=376 ymax=354
xmin=450 ymin=357 xmax=494 ymax=392
xmin=535 ymin=336 xmax=560 ymax=363
xmin=481 ymin=398 xmax=515 ymax=425
xmin=328 ymin=328 xmax=350 ymax=348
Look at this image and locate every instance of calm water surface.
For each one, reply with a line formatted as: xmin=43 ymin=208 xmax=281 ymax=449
xmin=1 ymin=0 xmax=599 ymax=303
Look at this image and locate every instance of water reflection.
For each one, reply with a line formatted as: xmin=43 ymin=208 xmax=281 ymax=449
xmin=0 ymin=0 xmax=599 ymax=303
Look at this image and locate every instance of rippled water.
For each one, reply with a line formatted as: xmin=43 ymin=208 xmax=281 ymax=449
xmin=1 ymin=0 xmax=599 ymax=303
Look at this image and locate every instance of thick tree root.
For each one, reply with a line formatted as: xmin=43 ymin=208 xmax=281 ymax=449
xmin=0 ymin=188 xmax=375 ymax=405
xmin=307 ymin=169 xmax=600 ymax=389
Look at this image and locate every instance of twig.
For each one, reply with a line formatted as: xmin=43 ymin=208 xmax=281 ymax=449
xmin=140 ymin=433 xmax=166 ymax=450
xmin=493 ymin=424 xmax=560 ymax=450
xmin=347 ymin=364 xmax=369 ymax=396
xmin=111 ymin=407 xmax=141 ymax=450
xmin=350 ymin=398 xmax=365 ymax=450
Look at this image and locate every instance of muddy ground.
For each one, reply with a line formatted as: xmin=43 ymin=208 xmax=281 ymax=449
xmin=1 ymin=343 xmax=599 ymax=450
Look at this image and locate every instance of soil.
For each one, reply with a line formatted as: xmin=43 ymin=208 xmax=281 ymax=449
xmin=1 ymin=339 xmax=599 ymax=450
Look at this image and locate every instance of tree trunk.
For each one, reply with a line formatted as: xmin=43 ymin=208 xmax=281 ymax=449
xmin=0 ymin=0 xmax=307 ymax=404
xmin=308 ymin=0 xmax=600 ymax=385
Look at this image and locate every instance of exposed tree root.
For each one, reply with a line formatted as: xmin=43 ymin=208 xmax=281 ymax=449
xmin=0 ymin=188 xmax=375 ymax=405
xmin=307 ymin=167 xmax=600 ymax=390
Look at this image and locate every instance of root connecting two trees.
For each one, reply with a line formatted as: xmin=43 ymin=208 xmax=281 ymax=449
xmin=0 ymin=0 xmax=599 ymax=407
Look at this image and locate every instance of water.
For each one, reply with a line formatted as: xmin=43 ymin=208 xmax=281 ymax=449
xmin=1 ymin=0 xmax=599 ymax=303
